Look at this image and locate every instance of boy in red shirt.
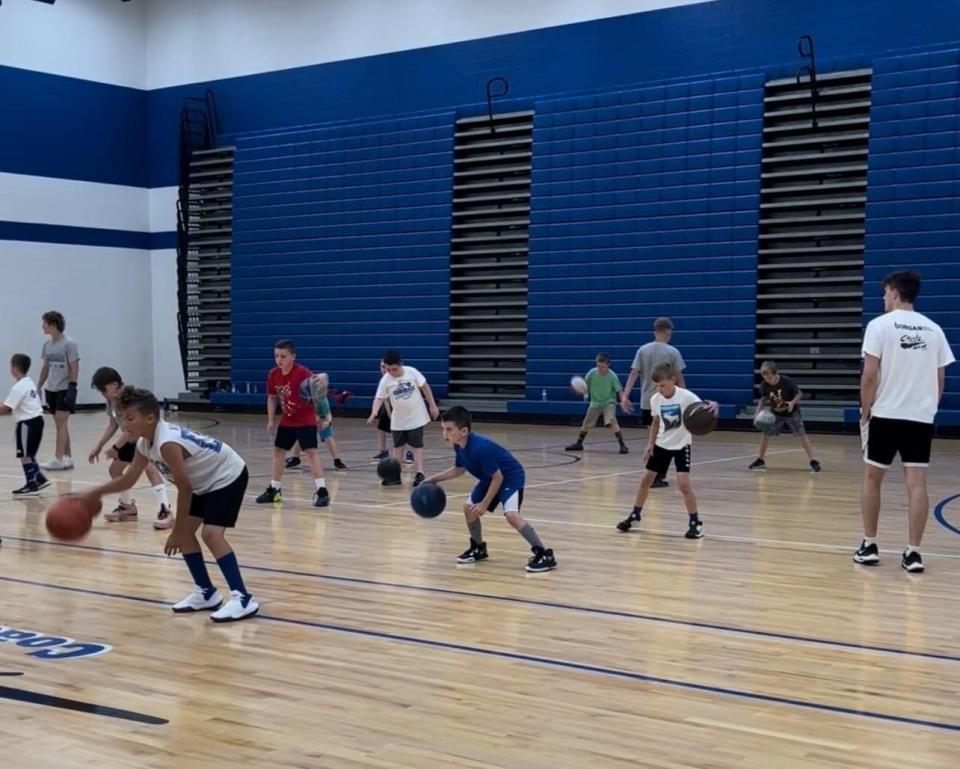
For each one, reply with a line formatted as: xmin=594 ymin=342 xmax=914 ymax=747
xmin=255 ymin=339 xmax=330 ymax=507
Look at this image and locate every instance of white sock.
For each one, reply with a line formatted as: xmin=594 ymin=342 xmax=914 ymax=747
xmin=152 ymin=484 xmax=169 ymax=508
xmin=119 ymin=491 xmax=134 ymax=506
xmin=863 ymin=537 xmax=877 ymax=546
xmin=906 ymin=544 xmax=919 ymax=555
xmin=270 ymin=480 xmax=281 ymax=489
xmin=314 ymin=478 xmax=326 ymax=490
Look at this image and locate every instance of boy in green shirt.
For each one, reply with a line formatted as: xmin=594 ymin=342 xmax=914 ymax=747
xmin=566 ymin=354 xmax=628 ymax=454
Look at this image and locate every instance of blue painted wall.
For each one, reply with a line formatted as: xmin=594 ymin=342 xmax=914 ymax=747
xmin=864 ymin=46 xmax=960 ymax=410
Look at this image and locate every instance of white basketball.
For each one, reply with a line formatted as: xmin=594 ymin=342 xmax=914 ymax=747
xmin=570 ymin=376 xmax=588 ymax=395
xmin=753 ymin=408 xmax=776 ymax=428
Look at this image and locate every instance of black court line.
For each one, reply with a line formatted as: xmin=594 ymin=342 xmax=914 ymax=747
xmin=0 ymin=683 xmax=168 ymax=724
xmin=0 ymin=574 xmax=958 ymax=734
xmin=2 ymin=535 xmax=958 ymax=664
xmin=0 ymin=672 xmax=24 ymax=676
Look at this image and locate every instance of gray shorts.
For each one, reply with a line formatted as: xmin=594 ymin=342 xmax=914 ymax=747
xmin=582 ymin=403 xmax=617 ymax=429
xmin=763 ymin=409 xmax=805 ymax=436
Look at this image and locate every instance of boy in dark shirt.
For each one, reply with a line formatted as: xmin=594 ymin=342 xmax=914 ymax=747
xmin=748 ymin=361 xmax=821 ymax=473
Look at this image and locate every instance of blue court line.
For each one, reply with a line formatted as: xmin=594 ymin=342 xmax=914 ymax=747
xmin=3 ymin=534 xmax=959 ymax=664
xmin=933 ymin=493 xmax=960 ymax=537
xmin=1 ymin=574 xmax=959 ymax=735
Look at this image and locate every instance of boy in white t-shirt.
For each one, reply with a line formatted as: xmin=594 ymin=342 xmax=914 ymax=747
xmin=367 ymin=350 xmax=440 ymax=487
xmin=854 ymin=270 xmax=955 ymax=573
xmin=616 ymin=364 xmax=718 ymax=539
xmin=81 ymin=386 xmax=258 ymax=622
xmin=0 ymin=353 xmax=50 ymax=496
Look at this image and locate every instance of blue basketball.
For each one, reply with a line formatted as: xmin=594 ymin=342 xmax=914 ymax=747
xmin=298 ymin=378 xmax=313 ymax=402
xmin=410 ymin=482 xmax=446 ymax=519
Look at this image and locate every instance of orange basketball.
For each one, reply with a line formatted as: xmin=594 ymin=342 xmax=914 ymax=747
xmin=45 ymin=497 xmax=93 ymax=541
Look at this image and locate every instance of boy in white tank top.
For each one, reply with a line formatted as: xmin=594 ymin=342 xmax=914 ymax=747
xmin=82 ymin=387 xmax=258 ymax=622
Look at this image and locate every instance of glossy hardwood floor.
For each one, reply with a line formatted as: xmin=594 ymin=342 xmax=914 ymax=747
xmin=1 ymin=411 xmax=958 ymax=768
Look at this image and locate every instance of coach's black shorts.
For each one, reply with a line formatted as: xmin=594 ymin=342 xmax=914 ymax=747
xmin=646 ymin=444 xmax=691 ymax=475
xmin=377 ymin=405 xmax=391 ymax=434
xmin=865 ymin=417 xmax=934 ymax=469
xmin=45 ymin=389 xmax=75 ymax=415
xmin=189 ymin=467 xmax=249 ymax=528
xmin=14 ymin=416 xmax=44 ymax=459
xmin=392 ymin=426 xmax=424 ymax=449
xmin=275 ymin=424 xmax=318 ymax=451
xmin=116 ymin=441 xmax=137 ymax=463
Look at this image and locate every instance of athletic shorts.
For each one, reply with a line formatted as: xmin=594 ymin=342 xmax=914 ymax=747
xmin=864 ymin=417 xmax=934 ymax=470
xmin=45 ymin=389 xmax=75 ymax=415
xmin=14 ymin=416 xmax=44 ymax=459
xmin=275 ymin=424 xmax=318 ymax=451
xmin=318 ymin=423 xmax=334 ymax=442
xmin=188 ymin=467 xmax=249 ymax=528
xmin=641 ymin=408 xmax=654 ymax=427
xmin=582 ymin=403 xmax=616 ymax=430
xmin=762 ymin=409 xmax=806 ymax=436
xmin=377 ymin=405 xmax=391 ymax=434
xmin=646 ymin=444 xmax=691 ymax=475
xmin=469 ymin=482 xmax=524 ymax=514
xmin=116 ymin=441 xmax=137 ymax=463
xmin=392 ymin=426 xmax=424 ymax=449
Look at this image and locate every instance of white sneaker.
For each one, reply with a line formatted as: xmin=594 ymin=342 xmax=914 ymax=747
xmin=41 ymin=458 xmax=65 ymax=471
xmin=210 ymin=590 xmax=259 ymax=623
xmin=60 ymin=456 xmax=75 ymax=470
xmin=171 ymin=586 xmax=222 ymax=613
xmin=153 ymin=505 xmax=175 ymax=530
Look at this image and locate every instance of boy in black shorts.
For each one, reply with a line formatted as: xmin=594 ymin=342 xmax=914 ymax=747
xmin=82 ymin=386 xmax=258 ymax=621
xmin=88 ymin=367 xmax=173 ymax=527
xmin=617 ymin=364 xmax=717 ymax=538
xmin=1 ymin=353 xmax=49 ymax=496
xmin=748 ymin=361 xmax=821 ymax=472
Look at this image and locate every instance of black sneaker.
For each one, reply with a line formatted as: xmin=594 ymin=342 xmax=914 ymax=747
xmin=412 ymin=472 xmax=425 ymax=487
xmin=684 ymin=520 xmax=704 ymax=539
xmin=565 ymin=441 xmax=584 ymax=452
xmin=314 ymin=488 xmax=330 ymax=508
xmin=810 ymin=460 xmax=822 ymax=473
xmin=284 ymin=457 xmax=301 ymax=470
xmin=651 ymin=477 xmax=669 ymax=488
xmin=36 ymin=474 xmax=50 ymax=491
xmin=526 ymin=547 xmax=557 ymax=573
xmin=901 ymin=549 xmax=924 ymax=573
xmin=618 ymin=444 xmax=629 ymax=455
xmin=372 ymin=450 xmax=389 ymax=462
xmin=381 ymin=477 xmax=402 ymax=487
xmin=748 ymin=458 xmax=766 ymax=471
xmin=404 ymin=451 xmax=415 ymax=464
xmin=12 ymin=483 xmax=40 ymax=497
xmin=853 ymin=540 xmax=879 ymax=565
xmin=457 ymin=539 xmax=488 ymax=564
xmin=333 ymin=458 xmax=347 ymax=471
xmin=255 ymin=486 xmax=282 ymax=504
xmin=616 ymin=512 xmax=641 ymax=532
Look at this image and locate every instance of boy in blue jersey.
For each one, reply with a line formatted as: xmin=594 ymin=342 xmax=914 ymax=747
xmin=426 ymin=406 xmax=557 ymax=572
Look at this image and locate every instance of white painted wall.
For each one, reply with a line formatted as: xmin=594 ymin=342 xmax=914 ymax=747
xmin=0 ymin=0 xmax=145 ymax=89
xmin=0 ymin=242 xmax=154 ymax=405
xmin=144 ymin=0 xmax=713 ymax=89
xmin=150 ymin=249 xmax=185 ymax=399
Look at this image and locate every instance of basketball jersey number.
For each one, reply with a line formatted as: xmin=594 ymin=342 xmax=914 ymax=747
xmin=178 ymin=427 xmax=223 ymax=453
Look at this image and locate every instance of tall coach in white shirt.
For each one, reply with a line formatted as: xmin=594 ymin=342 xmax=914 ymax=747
xmin=854 ymin=270 xmax=955 ymax=573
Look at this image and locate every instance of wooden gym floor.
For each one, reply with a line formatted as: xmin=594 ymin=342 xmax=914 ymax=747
xmin=1 ymin=412 xmax=959 ymax=768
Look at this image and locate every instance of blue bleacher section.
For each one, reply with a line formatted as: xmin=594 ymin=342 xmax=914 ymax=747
xmin=229 ymin=112 xmax=455 ymax=397
xmin=524 ymin=75 xmax=765 ymax=404
xmin=865 ymin=46 xmax=960 ymax=411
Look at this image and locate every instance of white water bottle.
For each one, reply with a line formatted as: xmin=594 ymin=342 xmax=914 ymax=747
xmin=541 ymin=388 xmax=547 ymax=402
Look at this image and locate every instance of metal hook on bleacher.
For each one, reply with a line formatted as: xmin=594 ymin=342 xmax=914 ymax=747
xmin=796 ymin=34 xmax=819 ymax=129
xmin=485 ymin=77 xmax=509 ymax=135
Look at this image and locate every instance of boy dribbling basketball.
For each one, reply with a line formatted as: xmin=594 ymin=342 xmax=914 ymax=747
xmin=81 ymin=387 xmax=258 ymax=622
xmin=565 ymin=353 xmax=628 ymax=454
xmin=425 ymin=406 xmax=557 ymax=572
xmin=748 ymin=361 xmax=821 ymax=473
xmin=617 ymin=364 xmax=717 ymax=538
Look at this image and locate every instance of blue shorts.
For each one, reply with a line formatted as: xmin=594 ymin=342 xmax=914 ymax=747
xmin=318 ymin=423 xmax=334 ymax=442
xmin=469 ymin=482 xmax=524 ymax=514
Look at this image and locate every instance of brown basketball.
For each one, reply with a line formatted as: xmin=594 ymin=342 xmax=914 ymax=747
xmin=45 ymin=497 xmax=93 ymax=541
xmin=683 ymin=401 xmax=717 ymax=436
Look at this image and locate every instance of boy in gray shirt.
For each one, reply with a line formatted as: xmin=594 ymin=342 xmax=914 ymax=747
xmin=37 ymin=310 xmax=80 ymax=471
xmin=621 ymin=317 xmax=686 ymax=487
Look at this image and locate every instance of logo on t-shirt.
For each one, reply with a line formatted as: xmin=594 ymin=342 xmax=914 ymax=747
xmin=393 ymin=380 xmax=416 ymax=400
xmin=660 ymin=404 xmax=682 ymax=431
xmin=899 ymin=333 xmax=927 ymax=350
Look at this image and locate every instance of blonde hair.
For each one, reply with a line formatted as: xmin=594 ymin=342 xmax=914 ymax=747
xmin=760 ymin=361 xmax=778 ymax=375
xmin=651 ymin=364 xmax=676 ymax=382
